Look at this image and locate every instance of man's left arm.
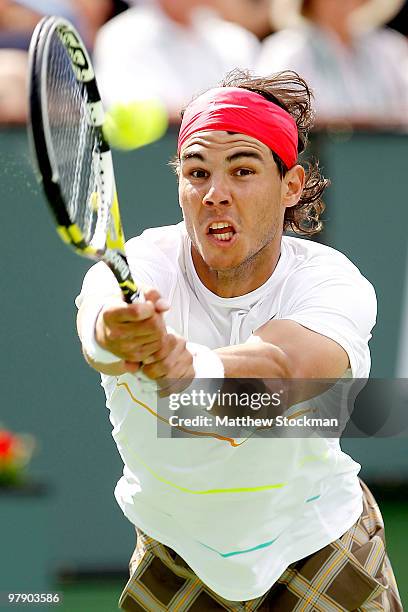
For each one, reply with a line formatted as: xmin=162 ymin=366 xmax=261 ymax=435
xmin=143 ymin=321 xmax=348 ymax=398
xmin=144 ymin=263 xmax=376 ymax=392
xmin=214 ymin=319 xmax=350 ymax=379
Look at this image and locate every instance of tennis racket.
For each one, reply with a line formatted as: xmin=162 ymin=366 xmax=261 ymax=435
xmin=28 ymin=16 xmax=141 ymax=303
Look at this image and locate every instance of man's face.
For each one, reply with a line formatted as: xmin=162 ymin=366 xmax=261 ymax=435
xmin=178 ymin=131 xmax=301 ymax=276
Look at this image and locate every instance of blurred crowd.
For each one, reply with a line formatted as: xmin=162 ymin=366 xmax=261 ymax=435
xmin=0 ymin=0 xmax=408 ymax=126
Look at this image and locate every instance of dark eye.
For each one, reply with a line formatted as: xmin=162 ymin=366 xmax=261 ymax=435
xmin=235 ymin=168 xmax=254 ymax=177
xmin=190 ymin=169 xmax=208 ymax=179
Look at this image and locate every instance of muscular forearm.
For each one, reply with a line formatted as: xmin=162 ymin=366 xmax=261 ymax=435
xmin=76 ymin=290 xmax=194 ymax=389
xmin=215 ymin=339 xmax=292 ymax=379
xmin=77 ymin=297 xmax=130 ymax=375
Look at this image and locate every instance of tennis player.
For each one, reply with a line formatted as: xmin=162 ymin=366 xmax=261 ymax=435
xmin=76 ymin=71 xmax=402 ymax=610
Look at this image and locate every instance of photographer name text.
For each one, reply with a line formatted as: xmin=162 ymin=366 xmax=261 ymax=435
xmin=168 ymin=415 xmax=339 ymax=428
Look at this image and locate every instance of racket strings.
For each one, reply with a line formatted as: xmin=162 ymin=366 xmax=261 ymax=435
xmin=45 ymin=32 xmax=108 ymax=247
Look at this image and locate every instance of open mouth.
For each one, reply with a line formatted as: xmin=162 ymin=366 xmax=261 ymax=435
xmin=207 ymin=221 xmax=236 ymax=242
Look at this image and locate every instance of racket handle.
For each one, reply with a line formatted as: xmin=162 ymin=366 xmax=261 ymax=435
xmin=125 ymin=286 xmax=144 ymax=304
xmin=102 ymin=250 xmax=142 ymax=304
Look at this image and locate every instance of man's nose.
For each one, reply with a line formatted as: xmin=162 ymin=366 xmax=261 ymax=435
xmin=202 ymin=179 xmax=232 ymax=207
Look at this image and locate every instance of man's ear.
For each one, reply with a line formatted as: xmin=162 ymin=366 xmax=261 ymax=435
xmin=282 ymin=164 xmax=305 ymax=209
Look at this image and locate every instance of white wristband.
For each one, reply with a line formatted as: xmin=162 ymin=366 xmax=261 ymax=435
xmin=186 ymin=342 xmax=225 ymax=379
xmin=81 ymin=301 xmax=122 ymax=364
xmin=245 ymin=334 xmax=264 ymax=345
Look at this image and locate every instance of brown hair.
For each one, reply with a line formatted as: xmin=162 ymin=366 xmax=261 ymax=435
xmin=174 ymin=70 xmax=329 ymax=236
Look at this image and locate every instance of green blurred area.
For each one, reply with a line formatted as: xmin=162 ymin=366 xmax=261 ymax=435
xmin=381 ymin=502 xmax=407 ymax=607
xmin=59 ymin=580 xmax=123 ymax=611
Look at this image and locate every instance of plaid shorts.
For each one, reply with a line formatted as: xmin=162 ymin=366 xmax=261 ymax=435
xmin=119 ymin=481 xmax=402 ymax=611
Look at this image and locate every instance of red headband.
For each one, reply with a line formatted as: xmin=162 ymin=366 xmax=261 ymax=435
xmin=178 ymin=87 xmax=298 ymax=168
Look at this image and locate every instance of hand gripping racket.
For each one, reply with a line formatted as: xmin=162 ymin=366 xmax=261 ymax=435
xmin=28 ymin=16 xmax=141 ymax=303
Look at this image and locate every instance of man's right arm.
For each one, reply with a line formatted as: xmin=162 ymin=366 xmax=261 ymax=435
xmin=76 ymin=288 xmax=170 ymax=376
xmin=77 ymin=297 xmax=129 ymax=376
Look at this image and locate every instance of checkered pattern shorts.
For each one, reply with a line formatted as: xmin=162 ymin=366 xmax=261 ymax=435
xmin=119 ymin=481 xmax=402 ymax=611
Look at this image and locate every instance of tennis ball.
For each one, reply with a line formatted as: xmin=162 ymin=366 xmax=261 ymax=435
xmin=103 ymin=100 xmax=168 ymax=150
